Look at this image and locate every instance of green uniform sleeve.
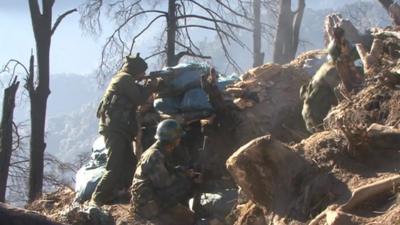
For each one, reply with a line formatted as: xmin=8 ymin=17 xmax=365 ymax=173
xmin=119 ymin=75 xmax=152 ymax=106
xmin=147 ymin=154 xmax=176 ymax=189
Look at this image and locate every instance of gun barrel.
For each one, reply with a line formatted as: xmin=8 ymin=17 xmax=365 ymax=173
xmin=149 ymin=69 xmax=174 ymax=77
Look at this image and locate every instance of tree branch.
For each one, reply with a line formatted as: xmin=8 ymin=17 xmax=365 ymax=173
xmin=378 ymin=0 xmax=394 ymax=11
xmin=25 ymin=54 xmax=35 ymax=96
xmin=177 ymin=14 xmax=253 ymax=31
xmin=144 ymin=50 xmax=166 ymax=60
xmin=175 ymin=51 xmax=212 ymax=62
xmin=51 ymin=9 xmax=77 ymax=36
xmin=292 ymin=0 xmax=306 ymax=51
xmin=214 ymin=0 xmax=254 ymax=21
xmin=129 ymin=14 xmax=166 ymax=53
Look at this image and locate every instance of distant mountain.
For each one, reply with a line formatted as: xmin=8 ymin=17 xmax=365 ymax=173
xmin=45 ymin=74 xmax=105 ymax=160
xmin=46 ymin=102 xmax=99 ymax=160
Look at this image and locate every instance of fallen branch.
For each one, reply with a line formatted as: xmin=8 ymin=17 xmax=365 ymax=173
xmin=0 ymin=202 xmax=65 ymax=225
xmin=308 ymin=175 xmax=400 ymax=225
xmin=340 ymin=175 xmax=400 ymax=211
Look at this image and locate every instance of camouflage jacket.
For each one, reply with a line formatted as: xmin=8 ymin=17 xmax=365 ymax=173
xmin=97 ymin=71 xmax=152 ymax=139
xmin=131 ymin=141 xmax=192 ymax=218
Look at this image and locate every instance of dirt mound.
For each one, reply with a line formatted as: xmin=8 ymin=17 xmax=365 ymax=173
xmin=26 ymin=188 xmax=75 ymax=217
xmin=227 ymin=62 xmax=311 ymax=145
xmin=227 ymin=27 xmax=400 ymax=225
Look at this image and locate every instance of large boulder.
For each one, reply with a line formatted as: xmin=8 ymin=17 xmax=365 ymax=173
xmin=226 ymin=135 xmax=347 ymax=224
xmin=227 ymin=63 xmax=311 ymax=145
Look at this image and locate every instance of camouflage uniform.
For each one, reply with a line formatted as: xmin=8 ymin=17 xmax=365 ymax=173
xmin=300 ymin=62 xmax=340 ymax=133
xmin=131 ymin=141 xmax=194 ymax=224
xmin=327 ymin=30 xmax=363 ymax=93
xmin=92 ymin=56 xmax=152 ymax=205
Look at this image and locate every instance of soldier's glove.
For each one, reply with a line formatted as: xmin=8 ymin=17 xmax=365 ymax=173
xmin=148 ymin=78 xmax=160 ymax=92
xmin=186 ymin=169 xmax=203 ymax=184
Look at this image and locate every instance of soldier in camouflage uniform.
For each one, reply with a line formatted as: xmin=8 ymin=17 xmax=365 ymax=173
xmin=131 ymin=119 xmax=199 ymax=225
xmin=90 ymin=54 xmax=157 ymax=206
xmin=327 ymin=26 xmax=363 ymax=93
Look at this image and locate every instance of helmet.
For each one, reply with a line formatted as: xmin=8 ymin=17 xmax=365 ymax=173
xmin=122 ymin=53 xmax=148 ymax=76
xmin=155 ymin=119 xmax=184 ymax=141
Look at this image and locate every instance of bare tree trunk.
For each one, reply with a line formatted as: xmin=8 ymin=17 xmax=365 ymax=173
xmin=0 ymin=78 xmax=19 ymax=202
xmin=167 ymin=0 xmax=178 ymax=66
xmin=27 ymin=0 xmax=53 ymax=202
xmin=377 ymin=0 xmax=400 ymax=25
xmin=27 ymin=0 xmax=75 ymax=202
xmin=253 ymin=0 xmax=264 ymax=67
xmin=378 ymin=0 xmax=393 ymax=9
xmin=273 ymin=0 xmax=305 ymax=64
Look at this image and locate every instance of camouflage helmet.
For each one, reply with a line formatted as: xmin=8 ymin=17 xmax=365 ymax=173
xmin=121 ymin=53 xmax=148 ymax=76
xmin=155 ymin=119 xmax=184 ymax=142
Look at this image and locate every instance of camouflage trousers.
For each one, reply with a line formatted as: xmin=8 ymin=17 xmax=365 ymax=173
xmin=91 ymin=131 xmax=137 ymax=205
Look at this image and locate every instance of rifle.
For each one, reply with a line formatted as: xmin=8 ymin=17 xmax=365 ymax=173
xmin=145 ymin=68 xmax=180 ymax=80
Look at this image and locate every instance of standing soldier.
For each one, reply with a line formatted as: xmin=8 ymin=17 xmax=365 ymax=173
xmin=131 ymin=119 xmax=200 ymax=225
xmin=90 ymin=53 xmax=157 ymax=206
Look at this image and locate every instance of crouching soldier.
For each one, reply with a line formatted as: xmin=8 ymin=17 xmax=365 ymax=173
xmin=90 ymin=53 xmax=158 ymax=206
xmin=131 ymin=119 xmax=200 ymax=225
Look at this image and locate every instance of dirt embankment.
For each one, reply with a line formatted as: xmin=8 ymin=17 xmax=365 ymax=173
xmin=227 ymin=27 xmax=400 ymax=225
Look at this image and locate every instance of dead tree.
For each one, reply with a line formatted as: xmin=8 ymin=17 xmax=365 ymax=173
xmin=0 ymin=77 xmax=20 ymax=202
xmin=377 ymin=0 xmax=400 ymax=25
xmin=27 ymin=0 xmax=76 ymax=202
xmin=80 ymin=0 xmax=252 ymax=78
xmin=253 ymin=0 xmax=264 ymax=67
xmin=273 ymin=0 xmax=305 ymax=64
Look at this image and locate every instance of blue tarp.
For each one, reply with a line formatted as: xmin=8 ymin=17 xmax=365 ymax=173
xmin=153 ymin=63 xmax=238 ymax=114
xmin=74 ymin=136 xmax=107 ymax=203
xmin=181 ymin=88 xmax=213 ymax=112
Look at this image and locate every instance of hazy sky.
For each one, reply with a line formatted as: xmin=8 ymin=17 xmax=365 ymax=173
xmin=0 ymin=1 xmax=103 ymax=75
xmin=0 ymin=0 xmax=372 ymax=75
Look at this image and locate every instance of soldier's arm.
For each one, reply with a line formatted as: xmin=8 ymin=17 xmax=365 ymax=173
xmin=119 ymin=75 xmax=152 ymax=105
xmin=147 ymin=156 xmax=177 ymax=189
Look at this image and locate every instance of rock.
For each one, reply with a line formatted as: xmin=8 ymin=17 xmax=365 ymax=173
xmin=226 ymin=135 xmax=312 ymax=210
xmin=191 ymin=189 xmax=237 ymax=220
xmin=0 ymin=203 xmax=65 ymax=225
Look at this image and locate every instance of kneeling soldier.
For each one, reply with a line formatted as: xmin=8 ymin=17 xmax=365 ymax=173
xmin=131 ymin=119 xmax=200 ymax=225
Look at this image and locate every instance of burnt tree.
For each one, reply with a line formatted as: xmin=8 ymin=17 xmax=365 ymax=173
xmin=377 ymin=0 xmax=400 ymax=25
xmin=0 ymin=77 xmax=20 ymax=202
xmin=378 ymin=0 xmax=393 ymax=9
xmin=253 ymin=0 xmax=264 ymax=67
xmin=273 ymin=0 xmax=305 ymax=64
xmin=27 ymin=0 xmax=76 ymax=202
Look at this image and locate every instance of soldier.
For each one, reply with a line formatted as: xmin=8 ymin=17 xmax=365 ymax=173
xmin=90 ymin=53 xmax=157 ymax=206
xmin=131 ymin=119 xmax=200 ymax=225
xmin=327 ymin=26 xmax=363 ymax=93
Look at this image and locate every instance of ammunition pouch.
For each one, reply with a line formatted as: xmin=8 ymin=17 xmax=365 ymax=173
xmin=98 ymin=93 xmax=138 ymax=136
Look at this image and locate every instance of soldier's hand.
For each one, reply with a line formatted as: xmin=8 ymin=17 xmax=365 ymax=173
xmin=148 ymin=78 xmax=159 ymax=91
xmin=186 ymin=169 xmax=203 ymax=183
